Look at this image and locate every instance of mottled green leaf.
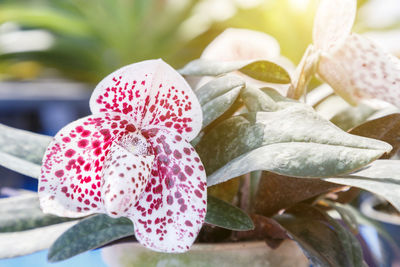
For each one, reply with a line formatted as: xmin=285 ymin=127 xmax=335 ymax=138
xmin=195 ymin=75 xmax=244 ymax=106
xmin=205 ymin=196 xmax=254 ymax=231
xmin=0 ymin=221 xmax=77 ymax=259
xmin=323 ymin=160 xmax=400 ymax=212
xmin=0 ymin=194 xmax=73 ymax=232
xmin=48 ymin=214 xmax=134 ymax=262
xmin=197 ymin=103 xmax=391 ymax=186
xmin=241 ymin=86 xmax=277 ymax=112
xmin=277 ymin=204 xmax=364 ymax=267
xmin=0 ymin=151 xmax=41 ymax=178
xmin=179 ymin=59 xmax=291 ymax=83
xmin=0 ymin=123 xmax=51 ymax=178
xmin=202 ymin=87 xmax=241 ymax=128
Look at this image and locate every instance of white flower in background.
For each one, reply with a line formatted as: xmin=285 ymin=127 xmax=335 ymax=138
xmin=193 ymin=28 xmax=294 ymax=95
xmin=288 ymin=0 xmax=400 ymax=108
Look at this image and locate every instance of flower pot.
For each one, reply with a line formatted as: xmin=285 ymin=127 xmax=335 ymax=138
xmin=360 ymin=195 xmax=400 ymax=266
xmin=101 ymin=240 xmax=308 ymax=267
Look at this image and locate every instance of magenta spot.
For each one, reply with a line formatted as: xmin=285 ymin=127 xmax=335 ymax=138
xmin=173 ymin=150 xmax=182 ymax=159
xmin=194 ymin=189 xmax=202 ymax=198
xmin=175 ymin=135 xmax=182 ymax=141
xmin=126 ymin=124 xmax=136 ymax=132
xmin=55 ymin=170 xmax=64 ymax=178
xmin=180 ymin=205 xmax=187 ymax=212
xmin=62 ymin=137 xmax=71 ymax=143
xmin=77 ymin=157 xmax=85 ymax=165
xmin=76 ymin=126 xmax=83 ymax=133
xmin=172 ymin=164 xmax=180 ymax=174
xmin=94 ymin=148 xmax=102 ymax=156
xmin=178 ymin=172 xmax=187 ymax=181
xmin=81 ymin=130 xmax=91 ymax=137
xmin=153 ymin=184 xmax=163 ymax=194
xmin=64 ymin=149 xmax=75 ymax=158
xmin=185 ymin=220 xmax=193 ymax=227
xmin=78 ymin=139 xmax=89 ymax=148
xmin=167 ymin=195 xmax=173 ymax=205
xmin=61 ymin=186 xmax=68 ymax=193
xmin=92 ymin=140 xmax=101 ymax=148
xmin=165 ymin=177 xmax=174 ymax=189
xmin=174 ymin=191 xmax=182 ymax=198
xmin=84 ymin=199 xmax=90 ymax=205
xmin=184 ymin=166 xmax=193 ymax=176
xmin=183 ymin=148 xmax=191 ymax=155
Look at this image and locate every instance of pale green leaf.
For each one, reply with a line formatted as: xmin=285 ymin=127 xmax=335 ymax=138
xmin=0 ymin=221 xmax=77 ymax=259
xmin=196 ymin=103 xmax=391 ymax=186
xmin=323 ymin=160 xmax=400 ymax=212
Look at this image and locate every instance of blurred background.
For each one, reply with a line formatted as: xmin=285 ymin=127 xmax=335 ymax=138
xmin=1 ymin=0 xmax=399 ymax=206
xmin=0 ymin=0 xmax=400 ymax=265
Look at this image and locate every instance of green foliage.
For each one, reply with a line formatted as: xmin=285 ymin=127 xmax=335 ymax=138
xmin=48 ymin=214 xmax=133 ymax=262
xmin=205 ymin=196 xmax=254 ymax=231
xmin=0 ymin=194 xmax=73 ymax=232
xmin=277 ymin=204 xmax=364 ymax=267
xmin=179 ymin=59 xmax=291 ymax=84
xmin=0 ymin=0 xmax=200 ymax=82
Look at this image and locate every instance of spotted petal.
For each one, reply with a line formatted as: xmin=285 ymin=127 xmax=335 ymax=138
xmin=317 ymin=33 xmax=400 ymax=107
xmin=89 ymin=59 xmax=202 ymax=141
xmin=131 ymin=127 xmax=207 ymax=252
xmin=39 ymin=113 xmax=139 ymax=217
xmin=313 ymin=0 xmax=356 ymax=52
xmin=102 ymin=142 xmax=154 ymax=218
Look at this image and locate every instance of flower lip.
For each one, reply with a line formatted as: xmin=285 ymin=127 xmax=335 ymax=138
xmin=119 ymin=132 xmax=154 ymax=157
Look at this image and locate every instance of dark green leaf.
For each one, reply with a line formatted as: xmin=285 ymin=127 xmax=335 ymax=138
xmin=239 ymin=61 xmax=291 ymax=84
xmin=277 ymin=204 xmax=364 ymax=267
xmin=205 ymin=196 xmax=254 ymax=231
xmin=48 ymin=214 xmax=133 ymax=262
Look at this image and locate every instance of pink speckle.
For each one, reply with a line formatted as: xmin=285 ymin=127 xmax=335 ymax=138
xmin=55 ymin=170 xmax=64 ymax=178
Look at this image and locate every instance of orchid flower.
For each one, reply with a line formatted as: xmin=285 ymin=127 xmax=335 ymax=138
xmin=38 ymin=59 xmax=207 ymax=253
xmin=192 ymin=28 xmax=294 ymax=95
xmin=288 ymin=0 xmax=400 ymax=108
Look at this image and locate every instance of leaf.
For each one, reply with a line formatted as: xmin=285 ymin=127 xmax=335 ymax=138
xmin=49 ymin=195 xmax=253 ymax=262
xmin=205 ymin=196 xmax=254 ymax=231
xmin=241 ymin=86 xmax=277 ymax=112
xmin=330 ymin=104 xmax=378 ymax=131
xmin=0 ymin=5 xmax=91 ymax=37
xmin=195 ymin=75 xmax=245 ymax=106
xmin=349 ymin=114 xmax=400 ymax=158
xmin=323 ymin=160 xmax=400 ymax=212
xmin=196 ymin=103 xmax=391 ymax=186
xmin=0 ymin=123 xmax=51 ymax=165
xmin=239 ymin=60 xmax=291 ymax=84
xmin=0 ymin=221 xmax=77 ymax=259
xmin=179 ymin=59 xmax=291 ymax=83
xmin=202 ymin=87 xmax=242 ymax=128
xmin=277 ymin=204 xmax=364 ymax=267
xmin=48 ymin=214 xmax=134 ymax=262
xmin=0 ymin=151 xmax=41 ymax=178
xmin=254 ymin=172 xmax=341 ymax=216
xmin=0 ymin=194 xmax=73 ymax=232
